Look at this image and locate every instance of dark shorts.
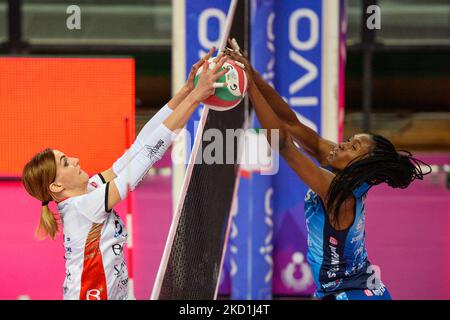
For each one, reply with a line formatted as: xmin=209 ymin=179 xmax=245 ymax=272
xmin=321 ymin=286 xmax=392 ymax=300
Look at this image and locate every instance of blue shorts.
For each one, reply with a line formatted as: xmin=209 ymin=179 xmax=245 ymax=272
xmin=322 ymin=287 xmax=392 ymax=300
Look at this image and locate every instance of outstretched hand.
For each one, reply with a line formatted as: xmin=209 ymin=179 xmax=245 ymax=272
xmin=191 ymin=53 xmax=229 ymax=103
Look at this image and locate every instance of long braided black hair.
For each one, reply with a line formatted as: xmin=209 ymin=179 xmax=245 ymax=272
xmin=326 ymin=134 xmax=432 ymax=227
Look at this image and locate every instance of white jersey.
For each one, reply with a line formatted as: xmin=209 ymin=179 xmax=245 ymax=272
xmin=57 ymin=174 xmax=129 ymax=300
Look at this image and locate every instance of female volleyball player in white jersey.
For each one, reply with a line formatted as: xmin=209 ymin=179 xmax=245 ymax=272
xmin=22 ymin=48 xmax=228 ymax=300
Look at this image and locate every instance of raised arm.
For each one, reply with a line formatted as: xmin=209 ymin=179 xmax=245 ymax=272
xmin=246 ymin=65 xmax=335 ymax=199
xmin=166 ymin=47 xmax=217 ymax=110
xmin=252 ymin=69 xmax=336 ymax=166
xmin=100 ymin=47 xmax=217 ymax=182
xmin=106 ymin=54 xmax=229 ymax=211
xmin=225 ymin=46 xmax=336 ymax=166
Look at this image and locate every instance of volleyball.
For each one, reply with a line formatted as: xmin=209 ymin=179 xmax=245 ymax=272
xmin=194 ymin=58 xmax=248 ymax=111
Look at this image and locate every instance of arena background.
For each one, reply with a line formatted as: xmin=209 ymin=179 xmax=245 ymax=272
xmin=0 ymin=0 xmax=449 ymax=300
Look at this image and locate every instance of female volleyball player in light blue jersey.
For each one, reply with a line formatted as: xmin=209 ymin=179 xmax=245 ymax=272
xmin=21 ymin=49 xmax=229 ymax=300
xmin=226 ymin=48 xmax=431 ymax=300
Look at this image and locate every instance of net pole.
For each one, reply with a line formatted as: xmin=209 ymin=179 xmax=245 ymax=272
xmin=322 ymin=0 xmax=340 ymax=143
xmin=171 ymin=0 xmax=187 ymax=213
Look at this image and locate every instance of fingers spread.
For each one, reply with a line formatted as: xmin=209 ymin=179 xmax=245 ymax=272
xmin=230 ymin=52 xmax=246 ymax=64
xmin=194 ymin=47 xmax=215 ymax=70
xmin=213 ymin=52 xmax=223 ymax=63
xmin=214 ymin=68 xmax=228 ymax=80
xmin=204 ymin=47 xmax=215 ymax=60
xmin=212 ymin=56 xmax=228 ymax=74
xmin=234 ymin=61 xmax=245 ymax=70
xmin=201 ymin=59 xmax=209 ymax=74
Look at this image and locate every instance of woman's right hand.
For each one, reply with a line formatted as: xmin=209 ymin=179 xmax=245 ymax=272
xmin=224 ymin=38 xmax=255 ymax=90
xmin=191 ymin=54 xmax=229 ymax=103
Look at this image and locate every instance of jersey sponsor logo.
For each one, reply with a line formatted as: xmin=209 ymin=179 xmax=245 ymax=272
xmin=321 ymin=278 xmax=342 ymax=290
xmin=114 ymin=220 xmax=123 ymax=237
xmin=65 ymin=270 xmax=73 ymax=283
xmin=335 ymin=292 xmax=349 ymax=300
xmin=304 ymin=189 xmax=319 ymax=204
xmin=114 ymin=260 xmax=127 ymax=277
xmin=326 ymin=244 xmax=340 ymax=278
xmin=63 ymin=234 xmax=73 ymax=260
xmin=355 ymin=217 xmax=364 ymax=231
xmin=117 ymin=277 xmax=129 ymax=294
xmin=304 ymin=189 xmax=313 ymax=201
xmin=344 ymin=266 xmax=357 ymax=277
xmin=112 ymin=243 xmax=123 ymax=256
xmin=329 ymin=236 xmax=338 ymax=246
xmin=364 ymin=289 xmax=373 ymax=296
xmin=145 ymin=139 xmax=165 ymax=160
xmin=350 ymin=233 xmax=364 ymax=244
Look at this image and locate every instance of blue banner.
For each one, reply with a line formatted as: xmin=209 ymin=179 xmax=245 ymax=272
xmin=185 ymin=0 xmax=232 ymax=153
xmin=271 ymin=0 xmax=320 ymax=295
xmin=186 ymin=0 xmax=324 ymax=297
xmin=185 ymin=0 xmax=234 ymax=295
xmin=226 ymin=0 xmax=276 ymax=300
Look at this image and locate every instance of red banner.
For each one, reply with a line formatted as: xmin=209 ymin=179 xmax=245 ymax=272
xmin=0 ymin=57 xmax=135 ymax=177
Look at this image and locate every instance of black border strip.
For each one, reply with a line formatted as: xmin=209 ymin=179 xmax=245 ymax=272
xmin=97 ymin=173 xmax=107 ymax=184
xmin=104 ymin=181 xmax=112 ymax=213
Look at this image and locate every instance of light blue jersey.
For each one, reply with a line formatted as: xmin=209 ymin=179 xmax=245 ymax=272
xmin=304 ymin=182 xmax=391 ymax=299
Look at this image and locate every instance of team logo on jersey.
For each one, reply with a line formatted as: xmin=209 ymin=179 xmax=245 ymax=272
xmin=86 ymin=289 xmax=103 ymax=300
xmin=114 ymin=261 xmax=127 ymax=277
xmin=145 ymin=140 xmax=165 ymax=160
xmin=112 ymin=213 xmax=128 ymax=240
xmin=329 ymin=236 xmax=338 ymax=246
xmin=65 ymin=246 xmax=73 ymax=260
xmin=321 ymin=279 xmax=342 ymax=290
xmin=112 ymin=244 xmax=123 ymax=256
xmin=327 ymin=244 xmax=340 ymax=278
xmin=364 ymin=289 xmax=374 ymax=296
xmin=90 ymin=181 xmax=98 ymax=189
xmin=114 ymin=220 xmax=123 ymax=237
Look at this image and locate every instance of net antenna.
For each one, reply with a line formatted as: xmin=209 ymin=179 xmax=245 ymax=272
xmin=151 ymin=0 xmax=241 ymax=300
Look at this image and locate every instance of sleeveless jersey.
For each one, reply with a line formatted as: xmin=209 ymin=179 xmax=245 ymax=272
xmin=304 ymin=183 xmax=384 ymax=297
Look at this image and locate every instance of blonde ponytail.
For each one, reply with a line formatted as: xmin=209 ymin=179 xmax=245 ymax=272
xmin=22 ymin=148 xmax=60 ymax=240
xmin=35 ymin=204 xmax=60 ymax=240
